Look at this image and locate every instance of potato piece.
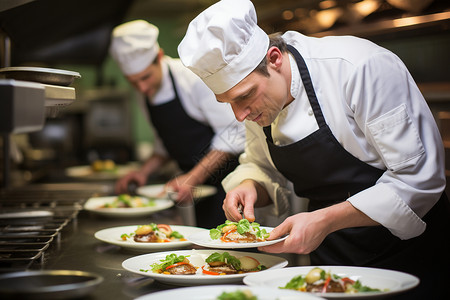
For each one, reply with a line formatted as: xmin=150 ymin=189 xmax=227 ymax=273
xmin=305 ymin=267 xmax=324 ymax=284
xmin=135 ymin=225 xmax=153 ymax=236
xmin=239 ymin=256 xmax=260 ymax=271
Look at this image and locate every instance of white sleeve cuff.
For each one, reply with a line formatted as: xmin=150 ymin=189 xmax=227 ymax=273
xmin=348 ymin=183 xmax=426 ymax=240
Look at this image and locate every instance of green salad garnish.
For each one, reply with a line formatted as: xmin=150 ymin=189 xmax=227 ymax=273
xmin=209 ymin=219 xmax=269 ymax=240
xmin=150 ymin=253 xmax=189 ymax=271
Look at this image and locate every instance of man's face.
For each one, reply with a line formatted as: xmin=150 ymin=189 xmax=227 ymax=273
xmin=126 ymin=59 xmax=162 ymax=99
xmin=216 ymin=66 xmax=291 ymax=127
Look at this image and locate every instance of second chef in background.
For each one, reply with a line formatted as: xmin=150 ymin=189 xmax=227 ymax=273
xmin=110 ymin=20 xmax=245 ymax=228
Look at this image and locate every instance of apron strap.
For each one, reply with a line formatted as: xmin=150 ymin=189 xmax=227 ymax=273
xmin=286 ymin=44 xmax=326 ymax=128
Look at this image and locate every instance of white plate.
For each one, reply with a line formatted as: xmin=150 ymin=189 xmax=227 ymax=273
xmin=94 ymin=225 xmax=208 ymax=251
xmin=243 ymin=266 xmax=420 ymax=299
xmin=122 ymin=249 xmax=288 ymax=286
xmin=187 ymin=227 xmax=288 ymax=249
xmin=135 ymin=285 xmax=325 ymax=300
xmin=137 ymin=184 xmax=217 ymax=199
xmin=65 ymin=163 xmax=139 ymax=180
xmin=83 ymin=196 xmax=173 ymax=217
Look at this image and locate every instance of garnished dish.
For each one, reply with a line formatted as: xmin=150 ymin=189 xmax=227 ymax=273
xmin=210 ymin=219 xmax=269 ymax=243
xmin=121 ymin=249 xmax=288 ymax=285
xmin=95 ymin=225 xmax=206 ymax=251
xmin=84 ymin=196 xmax=173 ymax=217
xmin=140 ymin=251 xmax=267 ymax=276
xmin=243 ymin=266 xmax=420 ymax=299
xmin=281 ymin=267 xmax=384 ymax=294
xmin=133 ymin=285 xmax=324 ymax=300
xmin=120 ymin=223 xmax=186 ymax=243
xmin=150 ymin=254 xmax=197 ymax=275
xmin=100 ymin=194 xmax=155 ymax=208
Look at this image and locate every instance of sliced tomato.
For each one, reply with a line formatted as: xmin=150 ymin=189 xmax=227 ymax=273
xmin=201 ymin=265 xmax=220 ymax=275
xmin=165 ymin=262 xmax=189 ymax=270
xmin=220 ymin=228 xmax=237 ymax=242
xmin=157 ymin=224 xmax=172 ymax=235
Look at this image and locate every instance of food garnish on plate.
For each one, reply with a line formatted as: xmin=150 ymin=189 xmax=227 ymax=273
xmin=201 ymin=252 xmax=267 ymax=275
xmin=100 ymin=194 xmax=155 ymax=208
xmin=148 ymin=253 xmax=197 ymax=275
xmin=209 ymin=219 xmax=270 ymax=243
xmin=216 ymin=289 xmax=257 ymax=300
xmin=91 ymin=159 xmax=117 ymax=172
xmin=120 ymin=223 xmax=186 ymax=243
xmin=280 ymin=267 xmax=386 ymax=294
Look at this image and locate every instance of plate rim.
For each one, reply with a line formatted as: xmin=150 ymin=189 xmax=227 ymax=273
xmin=137 ymin=184 xmax=217 ymax=199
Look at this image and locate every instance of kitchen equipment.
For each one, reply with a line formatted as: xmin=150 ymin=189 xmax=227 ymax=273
xmin=0 ymin=67 xmax=80 ymax=86
xmin=0 ymin=270 xmax=103 ymax=299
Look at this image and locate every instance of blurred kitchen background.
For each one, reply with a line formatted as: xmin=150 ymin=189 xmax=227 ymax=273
xmin=1 ymin=0 xmax=450 ymax=190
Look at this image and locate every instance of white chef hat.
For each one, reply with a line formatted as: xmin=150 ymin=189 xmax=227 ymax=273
xmin=109 ymin=20 xmax=160 ymax=75
xmin=178 ymin=0 xmax=269 ymax=94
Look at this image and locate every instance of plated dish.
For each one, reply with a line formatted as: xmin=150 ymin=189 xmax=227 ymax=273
xmin=188 ymin=222 xmax=287 ymax=249
xmin=243 ymin=266 xmax=420 ymax=299
xmin=121 ymin=249 xmax=288 ymax=286
xmin=95 ymin=225 xmax=207 ymax=251
xmin=84 ymin=196 xmax=173 ymax=217
xmin=65 ymin=162 xmax=139 ymax=180
xmin=135 ymin=285 xmax=325 ymax=300
xmin=137 ymin=184 xmax=217 ymax=199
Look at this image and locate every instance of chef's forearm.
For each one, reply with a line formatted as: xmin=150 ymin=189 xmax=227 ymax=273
xmin=140 ymin=153 xmax=170 ymax=176
xmin=188 ymin=150 xmax=234 ymax=184
xmin=318 ymin=201 xmax=380 ymax=235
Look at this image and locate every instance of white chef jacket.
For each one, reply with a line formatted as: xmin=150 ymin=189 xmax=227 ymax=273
xmin=222 ymin=31 xmax=446 ymax=240
xmin=137 ymin=56 xmax=246 ymax=157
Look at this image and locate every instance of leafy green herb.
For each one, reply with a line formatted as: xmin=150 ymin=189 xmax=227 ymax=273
xmin=205 ymin=252 xmax=241 ymax=270
xmin=209 ymin=219 xmax=270 ymax=240
xmin=280 ymin=274 xmax=306 ymax=290
xmin=217 ymin=290 xmax=257 ymax=300
xmin=169 ymin=231 xmax=184 ymax=239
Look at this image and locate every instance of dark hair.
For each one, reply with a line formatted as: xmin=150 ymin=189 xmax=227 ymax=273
xmin=253 ymin=32 xmax=287 ymax=77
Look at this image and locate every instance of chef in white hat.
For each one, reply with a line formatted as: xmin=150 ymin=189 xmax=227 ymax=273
xmin=110 ymin=19 xmax=245 ymax=228
xmin=178 ymin=0 xmax=450 ymax=297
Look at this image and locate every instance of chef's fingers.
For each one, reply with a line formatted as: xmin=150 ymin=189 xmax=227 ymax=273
xmin=242 ymin=205 xmax=255 ymax=222
xmin=266 ymin=220 xmax=292 ymax=240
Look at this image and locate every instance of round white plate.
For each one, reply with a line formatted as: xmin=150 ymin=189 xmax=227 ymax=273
xmin=94 ymin=225 xmax=208 ymax=251
xmin=137 ymin=184 xmax=217 ymax=199
xmin=83 ymin=196 xmax=174 ymax=217
xmin=187 ymin=227 xmax=288 ymax=249
xmin=135 ymin=285 xmax=325 ymax=300
xmin=122 ymin=249 xmax=288 ymax=286
xmin=65 ymin=163 xmax=139 ymax=180
xmin=243 ymin=266 xmax=420 ymax=299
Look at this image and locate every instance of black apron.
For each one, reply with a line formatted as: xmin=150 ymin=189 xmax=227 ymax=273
xmin=263 ymin=44 xmax=450 ymax=299
xmin=146 ymin=68 xmax=239 ymax=228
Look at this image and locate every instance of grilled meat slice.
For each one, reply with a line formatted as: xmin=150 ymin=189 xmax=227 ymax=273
xmin=134 ymin=231 xmax=159 ymax=243
xmin=223 ymin=231 xmax=259 ymax=243
xmin=167 ymin=263 xmax=197 ymax=275
xmin=208 ymin=265 xmax=238 ymax=274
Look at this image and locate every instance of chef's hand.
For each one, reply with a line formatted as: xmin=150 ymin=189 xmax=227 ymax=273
xmin=222 ymin=180 xmax=260 ymax=222
xmin=165 ymin=173 xmax=199 ymax=203
xmin=114 ymin=171 xmax=147 ymax=194
xmin=258 ymin=210 xmax=329 ymax=254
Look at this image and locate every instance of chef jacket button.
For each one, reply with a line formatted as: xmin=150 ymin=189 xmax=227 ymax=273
xmin=275 ymin=140 xmax=281 ymax=145
xmin=308 ymin=109 xmax=313 ymax=116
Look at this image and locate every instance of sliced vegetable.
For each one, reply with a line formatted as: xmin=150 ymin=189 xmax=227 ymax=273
xmin=165 ymin=262 xmax=190 ymax=270
xmin=201 ymin=265 xmax=220 ymax=275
